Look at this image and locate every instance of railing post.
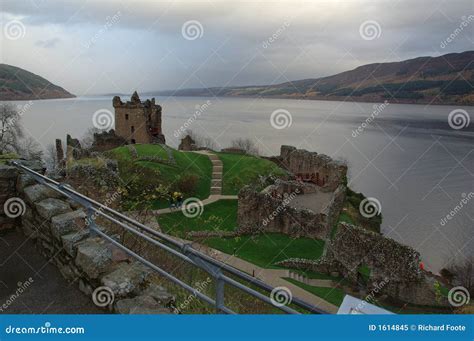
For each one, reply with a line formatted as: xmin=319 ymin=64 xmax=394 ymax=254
xmin=215 ymin=271 xmax=225 ymax=314
xmin=86 ymin=206 xmax=97 ymax=237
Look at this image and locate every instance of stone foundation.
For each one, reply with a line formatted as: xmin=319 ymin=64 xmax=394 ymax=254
xmin=237 ymin=180 xmax=346 ymax=240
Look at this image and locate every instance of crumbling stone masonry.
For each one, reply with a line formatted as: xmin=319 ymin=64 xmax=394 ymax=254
xmin=178 ymin=135 xmax=197 ymax=151
xmin=0 ymin=163 xmax=174 ymax=314
xmin=91 ymin=129 xmax=127 ymax=152
xmin=113 ymin=91 xmax=165 ymax=145
xmin=269 ymin=145 xmax=347 ymax=192
xmin=278 ymin=222 xmax=448 ymax=307
xmin=237 ymin=180 xmax=346 ymax=239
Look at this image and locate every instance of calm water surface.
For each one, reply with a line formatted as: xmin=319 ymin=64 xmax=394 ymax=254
xmin=11 ymin=96 xmax=474 ymax=272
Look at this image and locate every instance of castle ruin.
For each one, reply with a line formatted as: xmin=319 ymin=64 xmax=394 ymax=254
xmin=237 ymin=146 xmax=348 ymax=239
xmin=113 ymin=91 xmax=165 ymax=145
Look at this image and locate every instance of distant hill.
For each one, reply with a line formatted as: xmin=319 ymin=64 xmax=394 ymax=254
xmin=0 ymin=64 xmax=75 ymax=101
xmin=156 ymin=51 xmax=474 ymax=105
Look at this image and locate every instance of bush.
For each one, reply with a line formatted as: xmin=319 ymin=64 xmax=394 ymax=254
xmin=177 ymin=173 xmax=199 ymax=195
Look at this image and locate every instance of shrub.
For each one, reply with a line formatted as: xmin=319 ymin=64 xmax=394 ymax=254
xmin=177 ymin=173 xmax=199 ymax=195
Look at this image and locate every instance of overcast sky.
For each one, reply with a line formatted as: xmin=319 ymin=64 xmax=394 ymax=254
xmin=1 ymin=0 xmax=473 ymax=95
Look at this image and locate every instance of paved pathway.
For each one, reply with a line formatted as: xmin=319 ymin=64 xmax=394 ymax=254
xmin=168 ymin=235 xmax=339 ymax=313
xmin=151 ymin=151 xmax=237 ymax=216
xmin=0 ymin=230 xmax=103 ymax=314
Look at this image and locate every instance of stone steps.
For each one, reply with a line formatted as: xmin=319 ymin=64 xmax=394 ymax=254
xmin=206 ymin=153 xmax=223 ymax=195
xmin=210 ymin=187 xmax=221 ymax=195
xmin=211 ymin=179 xmax=222 ymax=187
xmin=207 ymin=154 xmax=220 ymax=161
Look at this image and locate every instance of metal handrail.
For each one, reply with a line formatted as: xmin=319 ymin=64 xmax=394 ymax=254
xmin=13 ymin=161 xmax=327 ymax=315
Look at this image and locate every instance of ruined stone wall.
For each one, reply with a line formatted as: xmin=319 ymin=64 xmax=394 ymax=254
xmin=0 ymin=165 xmax=23 ymax=231
xmin=277 ymin=223 xmax=448 ymax=306
xmin=0 ymin=163 xmax=174 ymax=314
xmin=91 ymin=130 xmax=127 ymax=152
xmin=326 ymin=223 xmax=446 ymax=306
xmin=114 ymin=105 xmax=153 ymax=144
xmin=237 ymin=182 xmax=345 ymax=240
xmin=328 ymin=222 xmax=422 ymax=282
xmin=278 ymin=145 xmax=347 ymax=192
xmin=322 ymin=185 xmax=346 ymax=231
xmin=113 ymin=93 xmax=164 ymax=145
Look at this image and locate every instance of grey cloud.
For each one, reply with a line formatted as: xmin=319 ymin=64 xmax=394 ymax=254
xmin=35 ymin=37 xmax=61 ymax=48
xmin=1 ymin=0 xmax=472 ymax=94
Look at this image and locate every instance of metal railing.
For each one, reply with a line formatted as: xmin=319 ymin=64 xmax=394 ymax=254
xmin=13 ymin=161 xmax=328 ymax=315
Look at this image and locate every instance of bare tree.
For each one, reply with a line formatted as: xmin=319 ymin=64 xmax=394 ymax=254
xmin=185 ymin=129 xmax=217 ymax=151
xmin=231 ymin=137 xmax=259 ymax=155
xmin=18 ymin=136 xmax=43 ymax=161
xmin=447 ymin=256 xmax=474 ymax=293
xmin=81 ymin=127 xmax=101 ymax=149
xmin=0 ymin=104 xmax=24 ymax=155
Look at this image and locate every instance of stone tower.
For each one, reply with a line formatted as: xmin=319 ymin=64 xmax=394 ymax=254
xmin=112 ymin=91 xmax=165 ymax=144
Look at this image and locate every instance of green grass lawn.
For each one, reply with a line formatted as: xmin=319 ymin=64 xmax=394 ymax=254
xmin=157 ymin=199 xmax=238 ymax=237
xmin=109 ymin=145 xmax=212 ymax=207
xmin=204 ymin=233 xmax=325 ymax=268
xmin=217 ymin=152 xmax=287 ymax=195
xmin=158 ymin=198 xmax=324 ymax=268
xmin=284 ymin=278 xmax=346 ymax=307
xmin=0 ymin=153 xmax=18 ymax=164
